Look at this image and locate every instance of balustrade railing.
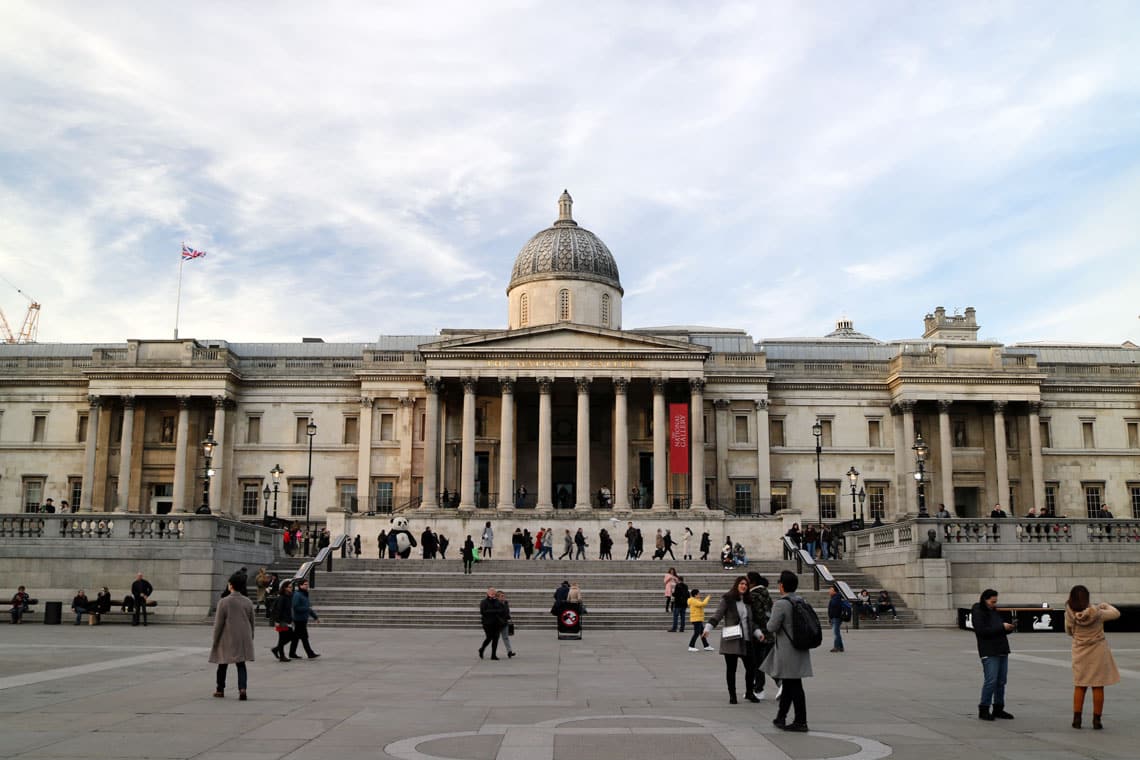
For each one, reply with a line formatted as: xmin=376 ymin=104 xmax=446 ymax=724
xmin=848 ymin=517 xmax=1140 ymax=553
xmin=0 ymin=513 xmax=278 ymax=545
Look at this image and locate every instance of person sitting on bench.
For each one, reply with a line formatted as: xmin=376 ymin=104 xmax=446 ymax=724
xmin=876 ymin=590 xmax=899 ymax=621
xmin=10 ymin=586 xmax=31 ymax=624
xmin=71 ymin=590 xmax=90 ymax=625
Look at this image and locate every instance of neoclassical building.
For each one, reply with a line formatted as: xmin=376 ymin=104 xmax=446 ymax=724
xmin=2 ymin=193 xmax=1138 ymax=524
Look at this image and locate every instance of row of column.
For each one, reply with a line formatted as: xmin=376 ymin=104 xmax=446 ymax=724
xmin=894 ymin=399 xmax=1045 ymax=514
xmin=419 ymin=376 xmax=717 ymax=511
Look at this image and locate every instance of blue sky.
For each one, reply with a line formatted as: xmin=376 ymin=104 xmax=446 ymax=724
xmin=1 ymin=2 xmax=1138 ymax=345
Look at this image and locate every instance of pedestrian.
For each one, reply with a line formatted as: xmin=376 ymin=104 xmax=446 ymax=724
xmin=522 ymin=529 xmax=534 ymax=559
xmin=700 ymin=531 xmax=711 ymax=561
xmin=478 ymin=587 xmax=503 ymax=660
xmin=1065 ymin=584 xmax=1121 ymax=729
xmin=803 ymin=524 xmax=818 ymax=558
xmin=131 ymin=572 xmax=153 ymax=627
xmin=670 ymin=576 xmax=689 ymax=633
xmin=210 ymin=573 xmax=255 ymax=700
xmin=598 ymin=528 xmax=612 ymax=559
xmin=663 ymin=567 xmax=679 ymax=612
xmin=970 ymin=588 xmax=1014 ymax=721
xmin=687 ymin=588 xmax=712 ymax=652
xmin=631 ymin=485 xmax=641 ymax=508
xmin=662 ymin=530 xmax=676 ymax=560
xmin=462 ymin=535 xmax=476 ymax=575
xmin=762 ymin=570 xmax=813 ymax=730
xmin=634 ymin=528 xmax=644 ymax=558
xmin=654 ymin=529 xmax=665 ymax=559
xmin=574 ymin=528 xmax=587 ymax=560
xmin=820 ymin=524 xmax=832 ymax=560
xmin=496 ymin=590 xmax=517 ymax=658
xmin=702 ymin=576 xmax=765 ymax=704
xmin=558 ymin=529 xmax=573 ymax=560
xmin=481 ymin=521 xmax=494 ymax=559
xmin=682 ymin=528 xmax=693 ymax=560
xmin=254 ymin=568 xmax=269 ymax=612
xmin=270 ymin=580 xmax=295 ymax=661
xmin=289 ymin=578 xmax=320 ymax=660
xmin=827 ymin=586 xmax=847 ymax=653
xmin=377 ymin=530 xmax=387 ymax=558
xmin=512 ymin=528 xmax=524 ymax=559
xmin=438 ymin=533 xmax=449 ymax=559
xmin=625 ymin=521 xmax=638 ymax=560
xmin=747 ymin=572 xmax=775 ymax=700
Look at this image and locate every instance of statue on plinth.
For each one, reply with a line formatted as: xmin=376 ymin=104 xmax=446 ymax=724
xmin=919 ymin=529 xmax=943 ymax=559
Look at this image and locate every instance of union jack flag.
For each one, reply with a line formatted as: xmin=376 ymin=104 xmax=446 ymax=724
xmin=181 ymin=244 xmax=207 ymax=261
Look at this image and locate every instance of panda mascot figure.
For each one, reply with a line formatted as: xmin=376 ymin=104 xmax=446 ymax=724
xmin=389 ymin=516 xmax=418 ymax=559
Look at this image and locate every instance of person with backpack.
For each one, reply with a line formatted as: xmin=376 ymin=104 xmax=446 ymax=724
xmin=746 ymin=572 xmax=775 ymax=699
xmin=762 ymin=570 xmax=818 ymax=731
xmin=827 ymin=586 xmax=850 ymax=653
xmin=702 ymin=576 xmax=767 ymax=704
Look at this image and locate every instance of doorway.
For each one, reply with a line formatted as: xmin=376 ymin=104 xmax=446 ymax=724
xmin=553 ymin=456 xmax=575 ymax=508
xmin=150 ymin=483 xmax=173 ymax=514
xmin=954 ymin=486 xmax=980 ymax=518
xmin=638 ymin=453 xmax=653 ymax=506
xmin=474 ymin=453 xmax=489 ymax=509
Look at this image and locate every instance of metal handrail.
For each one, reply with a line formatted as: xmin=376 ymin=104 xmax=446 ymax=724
xmin=291 ymin=533 xmax=347 ymax=589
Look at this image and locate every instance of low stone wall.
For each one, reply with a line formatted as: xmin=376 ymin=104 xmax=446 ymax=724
xmin=0 ymin=514 xmax=278 ymax=622
xmin=848 ymin=517 xmax=1140 ymax=626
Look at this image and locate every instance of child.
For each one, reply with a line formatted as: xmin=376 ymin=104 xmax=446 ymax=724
xmin=687 ymin=588 xmax=712 ymax=652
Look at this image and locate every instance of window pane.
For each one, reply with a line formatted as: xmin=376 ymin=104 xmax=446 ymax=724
xmin=241 ymin=483 xmax=261 ymax=516
xmin=819 ymin=484 xmax=838 ymax=519
xmin=770 ymin=484 xmax=789 ymax=513
xmin=868 ymin=486 xmax=886 ymax=519
xmin=868 ymin=419 xmax=881 ymax=447
xmin=375 ymin=482 xmax=394 ymax=510
xmin=290 ymin=483 xmax=309 ymax=517
xmin=70 ymin=478 xmax=83 ymax=509
xmin=1128 ymin=423 xmax=1139 ymax=449
xmin=344 ymin=416 xmax=359 ymax=445
xmin=1083 ymin=485 xmax=1102 ymax=518
xmin=340 ymin=483 xmax=357 ymax=511
xmin=1044 ymin=484 xmax=1057 ymax=516
xmin=23 ymin=479 xmax=43 ymax=512
xmin=160 ymin=415 xmax=175 ymax=443
xmin=1130 ymin=485 xmax=1140 ymax=518
xmin=734 ymin=483 xmax=752 ymax=511
xmin=380 ymin=413 xmax=394 ymax=441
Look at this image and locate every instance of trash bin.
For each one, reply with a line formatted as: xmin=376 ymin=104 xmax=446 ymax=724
xmin=43 ymin=601 xmax=63 ymax=625
xmin=554 ymin=601 xmax=583 ymax=640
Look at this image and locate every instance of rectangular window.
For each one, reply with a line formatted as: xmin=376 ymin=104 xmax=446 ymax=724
xmin=241 ymin=481 xmax=262 ymax=516
xmin=1130 ymin=484 xmax=1140 ymax=519
xmin=22 ymin=477 xmax=44 ymax=512
xmin=820 ymin=420 xmax=833 ymax=447
xmin=289 ymin=481 xmax=309 ymax=517
xmin=770 ymin=483 xmax=789 ymax=513
xmin=733 ymin=482 xmax=753 ymax=512
xmin=77 ymin=413 xmax=89 ymax=443
xmin=1128 ymin=422 xmax=1139 ymax=449
xmin=295 ymin=417 xmax=312 ymax=444
xmin=246 ymin=415 xmax=261 ymax=444
xmin=1045 ymin=483 xmax=1058 ymax=516
xmin=769 ymin=418 xmax=785 ymax=447
xmin=868 ymin=484 xmax=887 ymax=519
xmin=374 ymin=481 xmax=394 ymax=511
xmin=820 ymin=483 xmax=838 ymax=519
xmin=339 ymin=481 xmax=357 ymax=512
xmin=1083 ymin=483 xmax=1103 ymax=518
xmin=32 ymin=414 xmax=46 ymax=442
xmin=344 ymin=416 xmax=359 ymax=445
xmin=1082 ymin=421 xmax=1095 ymax=449
xmin=953 ymin=418 xmax=968 ymax=447
xmin=419 ymin=413 xmax=425 ymax=442
xmin=69 ymin=477 xmax=83 ymax=509
xmin=867 ymin=419 xmax=881 ymax=448
xmin=380 ymin=413 xmax=395 ymax=441
xmin=160 ymin=415 xmax=175 ymax=443
xmin=1040 ymin=420 xmax=1052 ymax=449
xmin=734 ymin=415 xmax=749 ymax=444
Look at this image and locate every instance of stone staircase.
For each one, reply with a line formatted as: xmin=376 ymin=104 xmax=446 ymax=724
xmin=267 ymin=556 xmax=923 ymax=629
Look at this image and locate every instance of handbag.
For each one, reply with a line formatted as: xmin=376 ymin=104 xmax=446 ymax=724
xmin=508 ymin=622 xmax=515 ymax=636
xmin=274 ymin=624 xmax=292 ymax=633
xmin=721 ymin=623 xmax=743 ymax=640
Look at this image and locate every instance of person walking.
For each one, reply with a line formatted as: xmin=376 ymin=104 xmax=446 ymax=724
xmin=682 ymin=528 xmax=693 ymax=560
xmin=254 ymin=568 xmax=269 ymax=613
xmin=703 ymin=576 xmax=765 ymax=704
xmin=662 ymin=530 xmax=676 ymax=560
xmin=481 ymin=521 xmax=494 ymax=559
xmin=210 ymin=573 xmax=255 ymax=700
xmin=700 ymin=531 xmax=711 ymax=561
xmin=746 ymin=572 xmax=774 ymax=700
xmin=353 ymin=534 xmax=362 ymax=558
xmin=496 ymin=590 xmax=517 ymax=658
xmin=558 ymin=529 xmax=574 ymax=560
xmin=687 ymin=588 xmax=712 ymax=652
xmin=478 ymin=587 xmax=503 ymax=660
xmin=573 ymin=528 xmax=588 ymax=560
xmin=270 ymin=580 xmax=295 ymax=662
xmin=763 ymin=570 xmax=813 ymax=730
xmin=288 ymin=578 xmax=320 ymax=660
xmin=377 ymin=530 xmax=387 ymax=558
xmin=827 ymin=586 xmax=847 ymax=653
xmin=654 ymin=529 xmax=665 ymax=559
xmin=130 ymin=572 xmax=153 ymax=627
xmin=512 ymin=528 xmax=524 ymax=559
xmin=1065 ymin=584 xmax=1121 ymax=729
xmin=970 ymin=588 xmax=1014 ymax=721
xmin=625 ymin=522 xmax=638 ymax=560
xmin=462 ymin=535 xmax=476 ymax=575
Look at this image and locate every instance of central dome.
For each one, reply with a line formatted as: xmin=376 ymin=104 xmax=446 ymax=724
xmin=508 ymin=191 xmax=623 ymax=294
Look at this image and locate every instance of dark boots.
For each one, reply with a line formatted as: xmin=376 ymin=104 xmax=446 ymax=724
xmin=1073 ymin=712 xmax=1082 ymax=729
xmin=978 ymin=705 xmax=994 ymax=721
xmin=992 ymin=705 xmax=1015 ymax=720
xmin=1093 ymin=714 xmax=1103 ymax=730
xmin=745 ymin=689 xmax=760 ymax=703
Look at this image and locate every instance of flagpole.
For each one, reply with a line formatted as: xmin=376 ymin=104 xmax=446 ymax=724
xmin=174 ymin=243 xmax=184 ymax=339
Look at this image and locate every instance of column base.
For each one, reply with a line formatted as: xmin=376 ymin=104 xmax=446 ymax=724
xmin=497 ymin=504 xmax=515 ymax=511
xmin=574 ymin=503 xmax=591 ymax=511
xmin=690 ymin=503 xmax=709 ymax=511
xmin=536 ymin=503 xmax=553 ymax=512
xmin=458 ymin=503 xmax=475 ymax=512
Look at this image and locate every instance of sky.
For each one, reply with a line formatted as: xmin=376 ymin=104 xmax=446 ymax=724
xmin=1 ymin=2 xmax=1139 ymax=347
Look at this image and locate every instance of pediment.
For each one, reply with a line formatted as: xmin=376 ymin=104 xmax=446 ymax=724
xmin=420 ymin=324 xmax=709 ymax=356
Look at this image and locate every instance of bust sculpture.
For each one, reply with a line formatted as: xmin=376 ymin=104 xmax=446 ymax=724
xmin=919 ymin=529 xmax=943 ymax=559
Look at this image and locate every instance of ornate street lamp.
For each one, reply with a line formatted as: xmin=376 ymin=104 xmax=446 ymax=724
xmin=913 ymin=433 xmax=929 ymax=517
xmin=812 ymin=420 xmax=823 ymax=525
xmin=305 ymin=421 xmax=317 ymax=555
xmin=858 ymin=486 xmax=866 ymax=527
xmin=200 ymin=431 xmax=217 ymax=514
xmin=270 ymin=463 xmax=283 ymax=522
xmin=847 ymin=466 xmax=860 ymax=523
xmin=262 ymin=484 xmax=271 ymax=523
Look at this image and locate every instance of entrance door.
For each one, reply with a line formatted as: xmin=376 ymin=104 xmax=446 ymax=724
xmin=553 ymin=456 xmax=575 ymax=508
xmin=954 ymin=487 xmax=980 ymax=518
xmin=475 ymin=453 xmax=489 ymax=509
xmin=151 ymin=483 xmax=173 ymax=514
xmin=638 ymin=453 xmax=653 ymax=506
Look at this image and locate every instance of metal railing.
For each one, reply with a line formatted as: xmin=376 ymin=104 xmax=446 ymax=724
xmin=782 ymin=535 xmax=859 ymax=629
xmin=292 ymin=533 xmax=347 ymax=590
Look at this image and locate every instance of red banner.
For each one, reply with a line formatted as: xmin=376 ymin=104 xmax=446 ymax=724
xmin=669 ymin=403 xmax=689 ymax=474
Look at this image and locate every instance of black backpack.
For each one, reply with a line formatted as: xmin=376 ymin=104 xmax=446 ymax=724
xmin=787 ymin=596 xmax=823 ymax=650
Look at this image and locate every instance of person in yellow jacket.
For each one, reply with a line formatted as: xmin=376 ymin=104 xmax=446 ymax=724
xmin=687 ymin=589 xmax=713 ymax=652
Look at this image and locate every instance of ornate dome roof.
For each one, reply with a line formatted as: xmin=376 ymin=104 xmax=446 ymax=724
xmin=508 ymin=191 xmax=623 ymax=294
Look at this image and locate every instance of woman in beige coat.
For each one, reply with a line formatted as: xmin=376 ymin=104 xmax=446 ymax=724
xmin=1065 ymin=584 xmax=1120 ymax=729
xmin=210 ymin=573 xmax=256 ymax=700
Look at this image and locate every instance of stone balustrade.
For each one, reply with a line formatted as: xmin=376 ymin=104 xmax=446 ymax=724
xmin=0 ymin=513 xmax=278 ymax=546
xmin=850 ymin=517 xmax=1140 ymax=552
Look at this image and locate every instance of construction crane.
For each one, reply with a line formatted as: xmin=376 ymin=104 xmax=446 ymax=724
xmin=0 ymin=278 xmax=40 ymax=344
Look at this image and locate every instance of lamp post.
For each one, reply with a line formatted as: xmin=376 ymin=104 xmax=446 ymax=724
xmin=858 ymin=486 xmax=866 ymax=527
xmin=200 ymin=431 xmax=217 ymax=514
xmin=812 ymin=420 xmax=823 ymax=526
xmin=846 ymin=466 xmax=860 ymax=523
xmin=262 ymin=484 xmax=271 ymax=524
xmin=270 ymin=463 xmax=283 ymax=523
xmin=913 ymin=433 xmax=929 ymax=517
xmin=305 ymin=421 xmax=316 ymax=555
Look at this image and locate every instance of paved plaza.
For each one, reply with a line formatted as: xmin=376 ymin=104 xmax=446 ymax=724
xmin=0 ymin=622 xmax=1136 ymax=760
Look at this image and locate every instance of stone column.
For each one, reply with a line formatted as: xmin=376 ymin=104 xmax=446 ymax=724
xmin=714 ymin=399 xmax=731 ymax=506
xmin=992 ymin=401 xmax=1010 ymax=514
xmin=80 ymin=395 xmax=102 ymax=513
xmin=1027 ymin=401 xmax=1046 ymax=512
xmin=498 ymin=378 xmax=515 ymax=510
xmin=754 ymin=399 xmax=771 ymax=514
xmin=172 ymin=396 xmax=191 ymax=513
xmin=398 ymin=396 xmax=415 ymax=505
xmin=459 ymin=377 xmax=477 ymax=511
xmin=689 ymin=378 xmax=707 ymax=509
xmin=116 ymin=396 xmax=136 ymax=512
xmin=652 ymin=379 xmax=667 ymax=510
xmin=612 ymin=378 xmax=630 ymax=510
xmin=938 ymin=400 xmax=955 ymax=514
xmin=575 ymin=377 xmax=591 ymax=510
xmin=357 ymin=396 xmax=374 ymax=511
xmin=537 ymin=378 xmax=553 ymax=511
xmin=210 ymin=396 xmax=227 ymax=516
xmin=900 ymin=401 xmax=917 ymax=516
xmin=421 ymin=379 xmax=439 ymax=510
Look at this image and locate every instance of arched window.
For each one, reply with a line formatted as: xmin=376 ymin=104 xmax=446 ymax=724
xmin=520 ymin=293 xmax=529 ymax=327
xmin=600 ymin=293 xmax=610 ymax=327
xmin=558 ymin=289 xmax=571 ymax=321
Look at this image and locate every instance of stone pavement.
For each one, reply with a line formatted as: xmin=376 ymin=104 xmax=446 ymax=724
xmin=0 ymin=622 xmax=1136 ymax=760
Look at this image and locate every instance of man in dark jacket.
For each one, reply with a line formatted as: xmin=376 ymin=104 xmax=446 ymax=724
xmin=289 ymin=579 xmax=320 ymax=659
xmin=478 ymin=587 xmax=504 ymax=660
xmin=670 ymin=577 xmax=689 ymax=632
xmin=971 ymin=588 xmax=1014 ymax=721
xmin=130 ymin=573 xmax=153 ymax=627
xmin=827 ymin=586 xmax=848 ymax=653
xmin=747 ymin=572 xmax=774 ymax=698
